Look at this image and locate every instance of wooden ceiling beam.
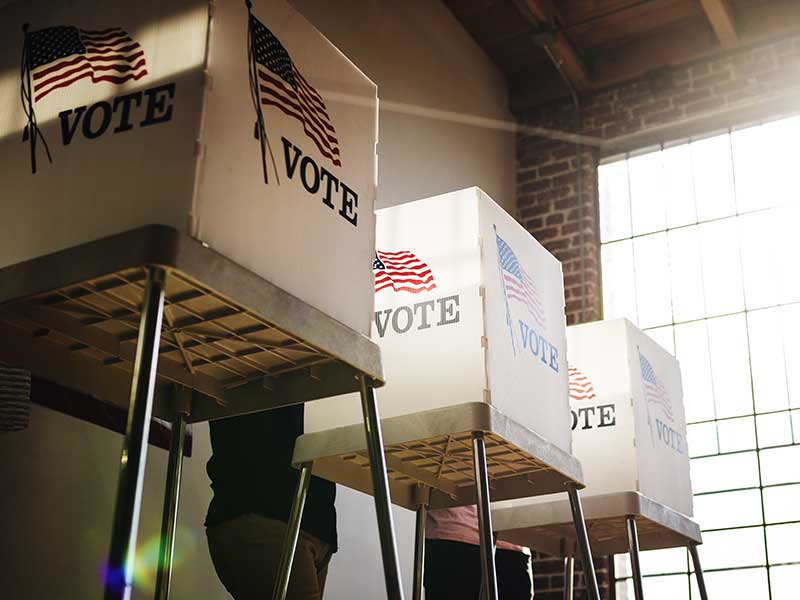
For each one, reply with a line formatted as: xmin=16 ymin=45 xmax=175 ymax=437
xmin=523 ymin=0 xmax=590 ymax=90
xmin=699 ymin=0 xmax=739 ymax=48
xmin=511 ymin=0 xmax=800 ymax=113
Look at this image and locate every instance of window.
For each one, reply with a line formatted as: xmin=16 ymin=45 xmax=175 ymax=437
xmin=599 ymin=117 xmax=800 ymax=599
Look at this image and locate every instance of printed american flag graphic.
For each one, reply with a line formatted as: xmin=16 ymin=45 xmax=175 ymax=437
xmin=250 ymin=15 xmax=341 ymax=167
xmin=373 ymin=250 xmax=437 ymax=294
xmin=495 ymin=232 xmax=546 ymax=327
xmin=28 ymin=26 xmax=148 ymax=103
xmin=568 ymin=366 xmax=597 ymax=402
xmin=639 ymin=351 xmax=673 ymax=421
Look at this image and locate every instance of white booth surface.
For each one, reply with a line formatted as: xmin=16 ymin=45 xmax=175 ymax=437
xmin=305 ymin=186 xmax=571 ymax=454
xmin=498 ymin=318 xmax=693 ymax=517
xmin=0 ymin=0 xmax=377 ymax=336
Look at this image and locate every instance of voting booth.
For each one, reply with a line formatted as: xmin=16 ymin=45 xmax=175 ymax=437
xmin=568 ymin=318 xmax=692 ymax=515
xmin=0 ymin=0 xmax=377 ymax=336
xmin=291 ymin=188 xmax=601 ymax=600
xmin=492 ymin=319 xmax=706 ymax=600
xmin=306 ymin=187 xmax=571 ymax=452
xmin=0 ymin=1 xmax=404 ymax=599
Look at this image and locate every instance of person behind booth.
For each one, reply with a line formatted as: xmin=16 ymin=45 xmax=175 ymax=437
xmin=425 ymin=506 xmax=532 ymax=600
xmin=205 ymin=404 xmax=336 ymax=600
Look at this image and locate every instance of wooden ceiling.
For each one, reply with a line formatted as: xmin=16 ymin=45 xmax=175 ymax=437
xmin=444 ymin=0 xmax=800 ymax=114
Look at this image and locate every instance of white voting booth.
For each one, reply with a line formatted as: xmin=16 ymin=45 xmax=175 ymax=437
xmin=567 ymin=318 xmax=692 ymax=515
xmin=0 ymin=0 xmax=377 ymax=336
xmin=297 ymin=188 xmax=602 ymax=600
xmin=492 ymin=319 xmax=705 ymax=600
xmin=306 ymin=186 xmax=571 ymax=452
xmin=494 ymin=318 xmax=692 ymax=515
xmin=0 ymin=2 xmax=405 ymax=599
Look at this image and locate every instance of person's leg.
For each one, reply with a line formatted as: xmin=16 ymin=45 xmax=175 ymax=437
xmin=424 ymin=539 xmax=482 ymax=600
xmin=206 ymin=514 xmax=329 ymax=600
xmin=298 ymin=529 xmax=333 ymax=598
xmin=495 ymin=548 xmax=532 ymax=600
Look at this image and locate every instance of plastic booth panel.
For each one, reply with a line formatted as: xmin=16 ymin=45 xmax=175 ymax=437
xmin=305 ymin=187 xmax=571 ymax=455
xmin=567 ymin=318 xmax=692 ymax=516
xmin=0 ymin=0 xmax=378 ymax=336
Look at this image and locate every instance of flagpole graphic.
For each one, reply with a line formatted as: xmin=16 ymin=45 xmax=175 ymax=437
xmin=245 ymin=0 xmax=278 ymax=185
xmin=494 ymin=224 xmax=517 ymax=355
xmin=20 ymin=23 xmax=52 ymax=174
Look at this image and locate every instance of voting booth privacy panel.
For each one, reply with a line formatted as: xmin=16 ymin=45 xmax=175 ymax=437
xmin=500 ymin=318 xmax=693 ymax=517
xmin=306 ymin=187 xmax=571 ymax=454
xmin=0 ymin=0 xmax=377 ymax=337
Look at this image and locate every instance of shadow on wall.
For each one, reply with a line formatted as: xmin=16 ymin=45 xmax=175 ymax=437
xmin=0 ymin=404 xmax=226 ymax=599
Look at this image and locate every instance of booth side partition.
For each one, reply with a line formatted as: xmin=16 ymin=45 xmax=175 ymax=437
xmin=305 ymin=187 xmax=572 ymax=456
xmin=0 ymin=0 xmax=378 ymax=337
xmin=498 ymin=318 xmax=694 ymax=518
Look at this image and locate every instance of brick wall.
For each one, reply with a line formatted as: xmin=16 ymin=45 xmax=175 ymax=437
xmin=516 ymin=32 xmax=800 ymax=598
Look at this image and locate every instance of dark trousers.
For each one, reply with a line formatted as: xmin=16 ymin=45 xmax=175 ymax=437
xmin=206 ymin=514 xmax=332 ymax=600
xmin=424 ymin=538 xmax=532 ymax=600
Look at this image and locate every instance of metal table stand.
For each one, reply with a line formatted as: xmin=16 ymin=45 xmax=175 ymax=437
xmin=0 ymin=225 xmax=401 ymax=600
xmin=273 ymin=402 xmax=601 ymax=600
xmin=492 ymin=491 xmax=708 ymax=600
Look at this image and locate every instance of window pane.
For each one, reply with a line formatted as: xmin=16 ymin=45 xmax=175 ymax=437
xmin=642 ymin=574 xmax=690 ymax=600
xmin=629 ymin=150 xmax=667 ymax=236
xmin=763 ymin=484 xmax=800 ymax=524
xmin=615 ymin=579 xmax=633 ymax=599
xmin=754 ymin=117 xmax=800 ymax=211
xmin=717 ymin=416 xmax=756 ymax=453
xmin=770 ymin=564 xmax=800 ymax=600
xmin=760 ymin=445 xmax=800 ymax=486
xmin=777 ymin=204 xmax=800 ymax=304
xmin=687 ymin=422 xmax=718 ymax=457
xmin=699 ymin=218 xmax=744 ymax=317
xmin=693 ymin=489 xmax=762 ymax=529
xmin=707 ymin=314 xmax=753 ymax=419
xmin=748 ymin=308 xmax=790 ymax=413
xmin=599 ymin=160 xmax=632 ymax=242
xmin=690 ymin=451 xmax=759 ymax=493
xmin=740 ymin=210 xmax=783 ymax=309
xmin=793 ymin=411 xmax=800 ymax=444
xmin=615 ymin=554 xmax=632 ymax=578
xmin=699 ymin=528 xmax=766 ymax=569
xmin=640 ymin=547 xmax=687 ymax=576
xmin=644 ymin=325 xmax=674 ymax=355
xmin=731 ymin=124 xmax=781 ymax=214
xmin=756 ymin=412 xmax=793 ymax=448
xmin=662 ymin=144 xmax=696 ymax=228
xmin=703 ymin=567 xmax=768 ymax=598
xmin=601 ymin=240 xmax=637 ymax=322
xmin=766 ymin=523 xmax=800 ymax=563
xmin=691 ymin=133 xmax=737 ymax=221
xmin=633 ymin=233 xmax=672 ymax=328
xmin=674 ymin=321 xmax=716 ymax=423
xmin=668 ymin=226 xmax=706 ymax=322
xmin=784 ymin=305 xmax=800 ymax=409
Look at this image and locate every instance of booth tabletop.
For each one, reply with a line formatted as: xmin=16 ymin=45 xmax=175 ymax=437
xmin=492 ymin=491 xmax=703 ymax=557
xmin=0 ymin=226 xmax=383 ymax=423
xmin=292 ymin=402 xmax=584 ymax=511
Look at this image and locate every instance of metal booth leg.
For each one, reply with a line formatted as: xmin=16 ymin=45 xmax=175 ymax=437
xmin=626 ymin=516 xmax=645 ymax=600
xmin=473 ymin=431 xmax=499 ymax=600
xmin=565 ymin=483 xmax=601 ymax=600
xmin=154 ymin=399 xmax=188 ymax=600
xmin=412 ymin=500 xmax=428 ymax=600
xmin=563 ymin=556 xmax=574 ymax=600
xmin=273 ymin=463 xmax=313 ymax=600
xmin=358 ymin=375 xmax=405 ymax=600
xmin=104 ymin=266 xmax=167 ymax=600
xmin=688 ymin=542 xmax=709 ymax=600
